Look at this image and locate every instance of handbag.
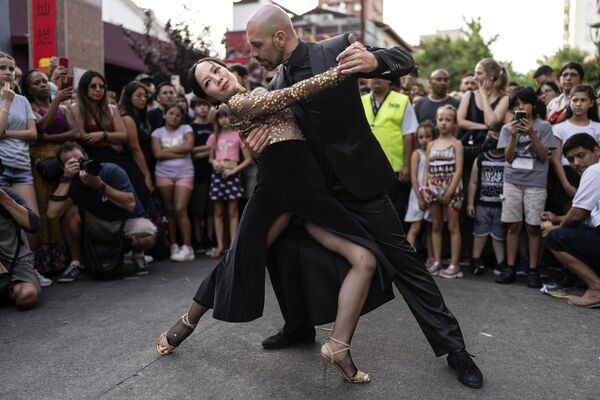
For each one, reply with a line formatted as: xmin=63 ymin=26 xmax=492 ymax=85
xmin=35 ymin=156 xmax=62 ymax=182
xmin=0 ymin=227 xmax=23 ymax=301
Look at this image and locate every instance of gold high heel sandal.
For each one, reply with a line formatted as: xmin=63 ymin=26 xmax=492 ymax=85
xmin=320 ymin=336 xmax=370 ymax=384
xmin=156 ymin=313 xmax=197 ymax=355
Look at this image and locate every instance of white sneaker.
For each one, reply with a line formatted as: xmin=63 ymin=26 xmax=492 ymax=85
xmin=35 ymin=270 xmax=53 ymax=287
xmin=426 ymin=261 xmax=443 ymax=275
xmin=169 ymin=244 xmax=181 ymax=261
xmin=438 ymin=264 xmax=464 ymax=279
xmin=171 ymin=245 xmax=195 ymax=262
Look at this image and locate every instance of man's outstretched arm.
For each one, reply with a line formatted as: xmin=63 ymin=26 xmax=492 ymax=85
xmin=337 ymin=33 xmax=414 ymax=79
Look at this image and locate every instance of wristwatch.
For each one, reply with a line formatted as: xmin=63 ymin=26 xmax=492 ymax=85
xmin=60 ymin=175 xmax=73 ymax=183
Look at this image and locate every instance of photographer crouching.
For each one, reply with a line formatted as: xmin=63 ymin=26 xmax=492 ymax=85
xmin=0 ymin=161 xmax=41 ymax=310
xmin=48 ymin=142 xmax=156 ymax=282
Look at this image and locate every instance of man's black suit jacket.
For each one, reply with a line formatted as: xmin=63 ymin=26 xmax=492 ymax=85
xmin=269 ymin=33 xmax=415 ymax=200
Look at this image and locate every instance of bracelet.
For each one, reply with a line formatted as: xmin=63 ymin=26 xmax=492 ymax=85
xmin=60 ymin=175 xmax=73 ymax=183
xmin=49 ymin=194 xmax=68 ymax=202
xmin=103 ymin=130 xmax=108 ymax=140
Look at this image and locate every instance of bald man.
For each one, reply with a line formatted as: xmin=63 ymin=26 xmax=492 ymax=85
xmin=244 ymin=5 xmax=483 ymax=389
xmin=414 ymin=69 xmax=460 ymax=124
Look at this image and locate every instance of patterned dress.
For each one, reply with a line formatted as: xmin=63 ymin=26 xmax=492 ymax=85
xmin=425 ymin=144 xmax=464 ymax=211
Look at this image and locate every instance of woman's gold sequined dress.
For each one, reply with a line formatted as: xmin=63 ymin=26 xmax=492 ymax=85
xmin=194 ymin=66 xmax=394 ymax=323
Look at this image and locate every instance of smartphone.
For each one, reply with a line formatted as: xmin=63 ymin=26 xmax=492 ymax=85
xmin=59 ymin=57 xmax=69 ymax=69
xmin=170 ymin=75 xmax=181 ymax=87
xmin=514 ymin=111 xmax=527 ymax=121
xmin=49 ymin=56 xmax=59 ymax=67
xmin=61 ymin=75 xmax=74 ymax=89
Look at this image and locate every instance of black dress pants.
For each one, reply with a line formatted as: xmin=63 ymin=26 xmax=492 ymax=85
xmin=268 ymin=189 xmax=466 ymax=357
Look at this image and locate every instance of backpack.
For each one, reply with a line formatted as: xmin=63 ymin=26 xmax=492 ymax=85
xmin=81 ymin=213 xmax=127 ymax=280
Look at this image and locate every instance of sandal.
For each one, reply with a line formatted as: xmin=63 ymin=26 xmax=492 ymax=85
xmin=156 ymin=313 xmax=197 ymax=355
xmin=320 ymin=336 xmax=370 ymax=384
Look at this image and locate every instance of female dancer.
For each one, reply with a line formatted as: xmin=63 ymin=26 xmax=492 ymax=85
xmin=156 ymin=58 xmax=395 ymax=384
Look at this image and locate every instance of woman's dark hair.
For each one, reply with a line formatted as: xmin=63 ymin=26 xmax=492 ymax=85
xmin=210 ymin=106 xmax=231 ymax=152
xmin=540 ymin=80 xmax=560 ymax=95
xmin=562 ymin=133 xmax=600 ymax=157
xmin=509 ymin=86 xmax=546 ymax=119
xmin=176 ymin=92 xmax=189 ymax=112
xmin=77 ymin=70 xmax=112 ymax=132
xmin=564 ymin=84 xmax=599 ymax=122
xmin=119 ymin=80 xmax=149 ymax=130
xmin=559 ymin=61 xmax=585 ymax=81
xmin=187 ymin=57 xmax=229 ymax=105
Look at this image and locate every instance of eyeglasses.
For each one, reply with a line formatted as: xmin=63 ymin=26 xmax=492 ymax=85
xmin=89 ymin=83 xmax=106 ymax=90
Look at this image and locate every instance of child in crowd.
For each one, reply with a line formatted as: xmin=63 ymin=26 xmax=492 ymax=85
xmin=406 ymin=121 xmax=434 ymax=248
xmin=550 ymin=85 xmax=600 ymax=213
xmin=466 ymin=129 xmax=506 ymax=275
xmin=423 ymin=105 xmax=464 ymax=278
xmin=151 ymin=103 xmax=195 ymax=262
xmin=496 ymin=86 xmax=555 ymax=288
xmin=206 ymin=107 xmax=251 ymax=258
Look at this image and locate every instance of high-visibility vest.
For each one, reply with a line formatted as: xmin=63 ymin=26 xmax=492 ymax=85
xmin=361 ymin=91 xmax=409 ymax=172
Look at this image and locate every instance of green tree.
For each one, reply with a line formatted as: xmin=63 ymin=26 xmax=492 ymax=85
xmin=414 ymin=18 xmax=532 ymax=90
xmin=122 ymin=9 xmax=214 ymax=89
xmin=414 ymin=18 xmax=493 ymax=91
xmin=534 ymin=46 xmax=600 ymax=89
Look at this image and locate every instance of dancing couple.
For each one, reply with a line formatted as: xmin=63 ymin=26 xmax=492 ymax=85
xmin=156 ymin=5 xmax=483 ymax=389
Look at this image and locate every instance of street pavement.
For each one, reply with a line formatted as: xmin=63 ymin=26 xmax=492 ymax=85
xmin=1 ymin=255 xmax=599 ymax=400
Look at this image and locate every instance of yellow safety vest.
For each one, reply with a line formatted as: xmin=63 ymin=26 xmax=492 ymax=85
xmin=361 ymin=91 xmax=409 ymax=172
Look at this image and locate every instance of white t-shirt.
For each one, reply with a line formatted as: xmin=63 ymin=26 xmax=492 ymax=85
xmin=552 ymin=120 xmax=600 ymax=165
xmin=401 ymin=103 xmax=418 ymax=135
xmin=572 ymin=161 xmax=600 ymax=228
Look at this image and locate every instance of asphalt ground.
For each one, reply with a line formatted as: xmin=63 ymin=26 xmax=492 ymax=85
xmin=1 ymin=255 xmax=599 ymax=400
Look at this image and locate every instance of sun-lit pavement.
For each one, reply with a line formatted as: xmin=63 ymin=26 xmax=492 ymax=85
xmin=1 ymin=255 xmax=599 ymax=400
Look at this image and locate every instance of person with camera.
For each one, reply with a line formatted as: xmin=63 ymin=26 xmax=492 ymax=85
xmin=21 ymin=69 xmax=78 ymax=280
xmin=0 ymin=168 xmax=42 ymax=310
xmin=47 ymin=142 xmax=157 ymax=282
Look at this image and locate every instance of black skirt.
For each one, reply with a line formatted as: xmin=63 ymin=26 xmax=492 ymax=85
xmin=194 ymin=140 xmax=394 ymax=322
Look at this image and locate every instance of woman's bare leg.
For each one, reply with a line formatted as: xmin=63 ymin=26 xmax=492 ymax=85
xmin=160 ymin=213 xmax=292 ymax=349
xmin=304 ymin=222 xmax=377 ymax=379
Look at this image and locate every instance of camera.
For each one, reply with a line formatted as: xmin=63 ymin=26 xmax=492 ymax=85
xmin=79 ymin=159 xmax=102 ymax=176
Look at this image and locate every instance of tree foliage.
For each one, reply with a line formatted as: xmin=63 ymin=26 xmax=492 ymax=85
xmin=534 ymin=46 xmax=600 ymax=89
xmin=414 ymin=18 xmax=495 ymax=91
xmin=122 ymin=9 xmax=213 ymax=89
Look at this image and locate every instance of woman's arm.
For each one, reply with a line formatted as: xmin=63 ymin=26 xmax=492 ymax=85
xmin=467 ymin=158 xmax=479 ymax=216
xmin=410 ymin=150 xmax=421 ymax=194
xmin=445 ymin=140 xmax=463 ymax=196
xmin=228 ymin=66 xmax=348 ymax=120
xmin=166 ymin=130 xmax=195 ymax=155
xmin=226 ymin=147 xmax=252 ymax=177
xmin=457 ymin=91 xmax=488 ymax=131
xmin=504 ymin=123 xmax=519 ymax=163
xmin=40 ymin=105 xmax=80 ymax=142
xmin=551 ymin=137 xmax=576 ymax=196
xmin=104 ymin=106 xmax=127 ymax=144
xmin=123 ymin=116 xmax=153 ymax=188
xmin=151 ymin=136 xmax=184 ymax=160
xmin=480 ymin=88 xmax=508 ymax=128
xmin=36 ymin=87 xmax=72 ymax=133
xmin=5 ymin=119 xmax=37 ymax=141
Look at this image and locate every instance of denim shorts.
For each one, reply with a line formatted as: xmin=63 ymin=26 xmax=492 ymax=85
xmin=473 ymin=205 xmax=506 ymax=240
xmin=0 ymin=165 xmax=34 ymax=185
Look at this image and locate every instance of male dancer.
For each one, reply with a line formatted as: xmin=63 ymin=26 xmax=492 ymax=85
xmin=244 ymin=5 xmax=483 ymax=389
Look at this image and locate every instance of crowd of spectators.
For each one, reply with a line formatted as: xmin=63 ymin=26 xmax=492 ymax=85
xmin=0 ymin=47 xmax=599 ymax=311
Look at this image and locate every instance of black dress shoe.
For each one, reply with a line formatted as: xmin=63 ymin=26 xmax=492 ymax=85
xmin=447 ymin=350 xmax=483 ymax=389
xmin=261 ymin=327 xmax=316 ymax=349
